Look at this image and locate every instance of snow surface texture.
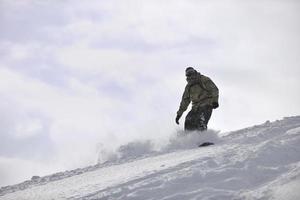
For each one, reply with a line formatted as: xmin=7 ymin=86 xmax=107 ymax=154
xmin=1 ymin=116 xmax=300 ymax=200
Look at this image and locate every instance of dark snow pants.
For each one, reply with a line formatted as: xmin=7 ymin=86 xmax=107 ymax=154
xmin=184 ymin=106 xmax=212 ymax=131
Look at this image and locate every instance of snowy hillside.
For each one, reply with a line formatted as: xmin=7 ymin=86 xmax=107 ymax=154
xmin=1 ymin=116 xmax=300 ymax=200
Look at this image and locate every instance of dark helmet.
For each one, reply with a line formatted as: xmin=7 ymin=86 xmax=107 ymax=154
xmin=185 ymin=67 xmax=197 ymax=77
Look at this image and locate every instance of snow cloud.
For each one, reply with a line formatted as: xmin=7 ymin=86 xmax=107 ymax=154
xmin=0 ymin=0 xmax=299 ymax=186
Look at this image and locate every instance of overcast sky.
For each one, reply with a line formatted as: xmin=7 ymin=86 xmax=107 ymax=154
xmin=0 ymin=0 xmax=299 ymax=187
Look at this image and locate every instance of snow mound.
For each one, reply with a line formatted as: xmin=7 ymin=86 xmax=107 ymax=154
xmin=1 ymin=116 xmax=300 ymax=200
xmin=117 ymin=140 xmax=155 ymax=160
xmin=97 ymin=129 xmax=221 ymax=164
xmin=164 ymin=129 xmax=221 ymax=151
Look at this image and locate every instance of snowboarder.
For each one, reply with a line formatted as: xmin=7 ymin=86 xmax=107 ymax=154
xmin=176 ymin=67 xmax=219 ymax=131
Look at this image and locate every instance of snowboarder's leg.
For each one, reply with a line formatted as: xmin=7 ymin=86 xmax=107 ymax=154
xmin=197 ymin=112 xmax=208 ymax=131
xmin=199 ymin=106 xmax=212 ymax=130
xmin=185 ymin=106 xmax=212 ymax=131
xmin=184 ymin=109 xmax=198 ymax=131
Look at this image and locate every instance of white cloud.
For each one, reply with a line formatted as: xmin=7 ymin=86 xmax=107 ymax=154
xmin=0 ymin=0 xmax=299 ymax=187
xmin=14 ymin=118 xmax=44 ymax=139
xmin=9 ymin=44 xmax=31 ymax=60
xmin=0 ymin=67 xmax=125 ymax=173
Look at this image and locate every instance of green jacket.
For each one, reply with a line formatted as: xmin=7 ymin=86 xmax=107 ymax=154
xmin=177 ymin=73 xmax=219 ymax=116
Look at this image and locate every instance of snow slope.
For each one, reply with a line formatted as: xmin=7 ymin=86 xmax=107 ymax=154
xmin=1 ymin=116 xmax=300 ymax=200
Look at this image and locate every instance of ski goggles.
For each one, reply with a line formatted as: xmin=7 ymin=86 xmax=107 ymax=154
xmin=186 ymin=69 xmax=197 ymax=77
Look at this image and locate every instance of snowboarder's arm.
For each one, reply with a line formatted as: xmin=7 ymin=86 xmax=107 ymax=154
xmin=177 ymin=85 xmax=191 ymax=116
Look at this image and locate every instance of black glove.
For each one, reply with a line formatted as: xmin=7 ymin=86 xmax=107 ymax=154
xmin=175 ymin=114 xmax=181 ymax=125
xmin=212 ymin=102 xmax=219 ymax=109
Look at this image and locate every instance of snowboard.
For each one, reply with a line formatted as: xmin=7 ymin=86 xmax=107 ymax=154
xmin=198 ymin=142 xmax=214 ymax=147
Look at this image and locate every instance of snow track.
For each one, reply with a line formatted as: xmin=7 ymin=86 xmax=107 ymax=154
xmin=1 ymin=116 xmax=300 ymax=200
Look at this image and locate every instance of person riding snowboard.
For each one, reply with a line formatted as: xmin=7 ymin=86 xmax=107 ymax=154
xmin=176 ymin=67 xmax=219 ymax=131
